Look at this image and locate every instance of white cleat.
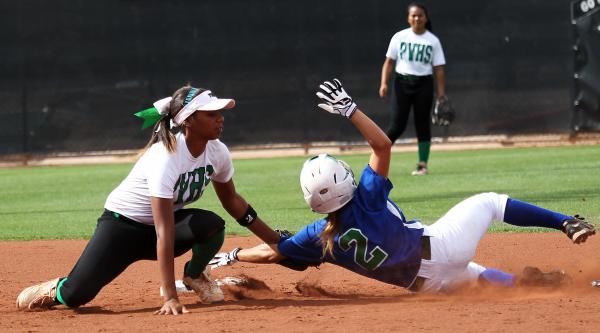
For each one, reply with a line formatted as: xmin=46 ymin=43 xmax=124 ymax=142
xmin=182 ymin=267 xmax=224 ymax=304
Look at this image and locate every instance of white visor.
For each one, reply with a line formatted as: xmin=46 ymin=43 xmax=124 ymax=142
xmin=173 ymin=90 xmax=235 ymax=125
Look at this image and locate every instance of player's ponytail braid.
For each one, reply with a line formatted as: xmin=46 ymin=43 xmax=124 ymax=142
xmin=142 ymin=114 xmax=176 ymax=153
xmin=320 ymin=212 xmax=340 ymax=259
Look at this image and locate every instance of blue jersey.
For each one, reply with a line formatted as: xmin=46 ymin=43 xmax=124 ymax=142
xmin=278 ymin=165 xmax=425 ymax=288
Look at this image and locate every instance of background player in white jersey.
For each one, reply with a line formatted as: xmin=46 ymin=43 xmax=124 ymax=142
xmin=16 ymin=85 xmax=280 ymax=315
xmin=379 ymin=3 xmax=446 ymax=176
xmin=210 ymin=79 xmax=596 ymax=293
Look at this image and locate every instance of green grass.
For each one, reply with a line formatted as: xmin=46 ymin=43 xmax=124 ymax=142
xmin=0 ymin=145 xmax=599 ymax=240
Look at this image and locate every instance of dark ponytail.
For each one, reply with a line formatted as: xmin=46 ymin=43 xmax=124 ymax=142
xmin=408 ymin=2 xmax=432 ymax=32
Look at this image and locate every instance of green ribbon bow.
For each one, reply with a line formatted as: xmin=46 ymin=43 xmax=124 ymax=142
xmin=134 ymin=107 xmax=162 ymax=130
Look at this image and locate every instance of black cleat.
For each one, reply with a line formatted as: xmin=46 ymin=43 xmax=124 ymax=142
xmin=563 ymin=215 xmax=596 ymax=244
xmin=517 ymin=266 xmax=572 ymax=287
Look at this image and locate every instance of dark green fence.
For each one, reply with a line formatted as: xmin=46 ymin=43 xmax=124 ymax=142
xmin=2 ymin=0 xmax=591 ymax=155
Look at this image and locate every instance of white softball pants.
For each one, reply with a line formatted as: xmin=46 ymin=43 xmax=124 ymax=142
xmin=418 ymin=192 xmax=509 ymax=293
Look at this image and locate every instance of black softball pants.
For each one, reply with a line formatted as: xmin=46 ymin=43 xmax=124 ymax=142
xmin=386 ymin=74 xmax=434 ymax=143
xmin=58 ymin=209 xmax=224 ymax=308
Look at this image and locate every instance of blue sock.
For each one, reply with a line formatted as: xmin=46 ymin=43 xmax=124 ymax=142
xmin=479 ymin=268 xmax=515 ymax=287
xmin=503 ymin=198 xmax=570 ymax=230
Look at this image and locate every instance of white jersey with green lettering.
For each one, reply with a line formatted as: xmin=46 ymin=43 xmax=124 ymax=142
xmin=105 ymin=132 xmax=234 ymax=225
xmin=385 ymin=28 xmax=445 ymax=76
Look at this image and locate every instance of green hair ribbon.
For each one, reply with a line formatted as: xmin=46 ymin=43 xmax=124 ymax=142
xmin=134 ymin=97 xmax=172 ymax=130
xmin=134 ymin=107 xmax=162 ymax=130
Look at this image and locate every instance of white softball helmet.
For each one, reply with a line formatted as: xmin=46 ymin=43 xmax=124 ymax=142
xmin=300 ymin=154 xmax=357 ymax=214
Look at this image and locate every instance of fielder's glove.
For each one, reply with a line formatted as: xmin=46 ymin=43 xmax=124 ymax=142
xmin=275 ymin=229 xmax=315 ymax=271
xmin=432 ymin=95 xmax=455 ymax=126
xmin=316 ymin=78 xmax=358 ymax=119
xmin=209 ymin=247 xmax=241 ymax=269
xmin=275 ymin=229 xmax=293 ymax=238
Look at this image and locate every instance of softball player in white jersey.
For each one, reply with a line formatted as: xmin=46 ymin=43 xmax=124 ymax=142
xmin=380 ymin=3 xmax=446 ymax=176
xmin=17 ymin=85 xmax=279 ymax=315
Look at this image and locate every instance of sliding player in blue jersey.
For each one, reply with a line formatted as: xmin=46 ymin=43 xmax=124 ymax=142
xmin=211 ymin=79 xmax=595 ymax=293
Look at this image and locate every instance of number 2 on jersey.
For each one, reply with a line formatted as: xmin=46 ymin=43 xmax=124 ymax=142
xmin=338 ymin=228 xmax=388 ymax=271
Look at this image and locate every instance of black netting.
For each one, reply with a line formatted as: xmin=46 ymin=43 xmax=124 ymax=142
xmin=1 ymin=0 xmax=583 ymax=155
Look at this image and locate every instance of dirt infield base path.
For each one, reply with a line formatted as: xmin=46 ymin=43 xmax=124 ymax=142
xmin=2 ymin=233 xmax=600 ymax=332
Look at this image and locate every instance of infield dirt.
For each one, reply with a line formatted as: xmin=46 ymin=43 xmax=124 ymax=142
xmin=2 ymin=233 xmax=600 ymax=332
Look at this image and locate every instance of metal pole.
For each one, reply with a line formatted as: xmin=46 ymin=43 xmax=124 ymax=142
xmin=569 ymin=1 xmax=579 ymax=138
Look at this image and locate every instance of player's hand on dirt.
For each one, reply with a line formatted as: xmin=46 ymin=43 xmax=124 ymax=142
xmin=209 ymin=247 xmax=241 ymax=269
xmin=316 ymin=78 xmax=357 ymax=119
xmin=154 ymin=297 xmax=189 ymax=315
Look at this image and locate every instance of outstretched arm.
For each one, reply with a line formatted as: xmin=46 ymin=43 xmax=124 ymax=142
xmin=210 ymin=229 xmax=312 ymax=271
xmin=210 ymin=243 xmax=286 ymax=269
xmin=350 ymin=110 xmax=391 ymax=178
xmin=316 ymin=78 xmax=392 ymax=178
xmin=237 ymin=243 xmax=285 ymax=263
xmin=213 ymin=179 xmax=280 ymax=244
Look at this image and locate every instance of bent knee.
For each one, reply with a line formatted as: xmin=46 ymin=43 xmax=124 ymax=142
xmin=470 ymin=192 xmax=508 ymax=220
xmin=186 ymin=210 xmax=225 ymax=240
xmin=204 ymin=211 xmax=225 ymax=230
xmin=471 ymin=192 xmax=508 ymax=204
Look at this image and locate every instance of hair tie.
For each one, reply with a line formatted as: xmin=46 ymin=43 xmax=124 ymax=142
xmin=134 ymin=97 xmax=172 ymax=130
